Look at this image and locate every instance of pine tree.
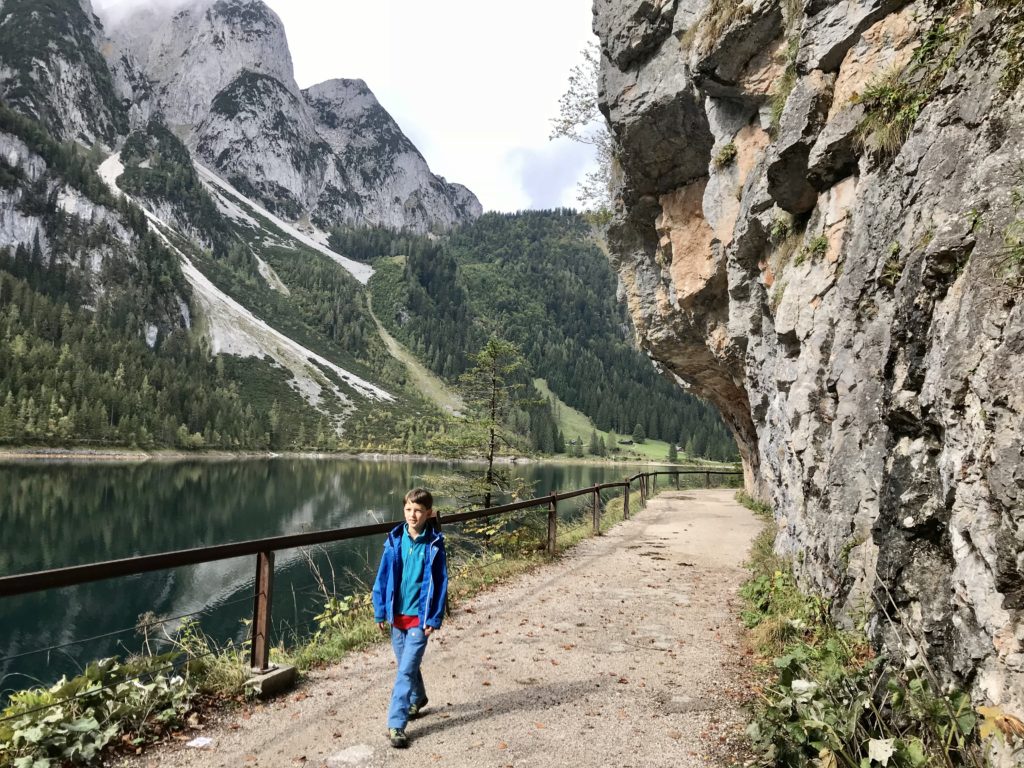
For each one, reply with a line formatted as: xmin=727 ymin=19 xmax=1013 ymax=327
xmin=632 ymin=422 xmax=646 ymax=444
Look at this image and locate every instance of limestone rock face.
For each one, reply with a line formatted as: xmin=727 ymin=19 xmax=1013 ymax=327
xmin=102 ymin=0 xmax=480 ymax=231
xmin=597 ymin=0 xmax=1024 ymax=721
xmin=304 ymin=79 xmax=482 ymax=231
xmin=0 ymin=0 xmax=128 ymax=144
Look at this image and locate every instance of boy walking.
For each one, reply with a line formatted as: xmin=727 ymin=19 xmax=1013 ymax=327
xmin=371 ymin=488 xmax=448 ymax=748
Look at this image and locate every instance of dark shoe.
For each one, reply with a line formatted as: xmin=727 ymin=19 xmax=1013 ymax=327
xmin=408 ymin=697 xmax=429 ymax=719
xmin=388 ymin=727 xmax=409 ymax=748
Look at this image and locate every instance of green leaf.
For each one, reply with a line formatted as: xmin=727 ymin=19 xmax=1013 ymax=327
xmin=903 ymin=738 xmax=927 ymax=767
xmin=66 ymin=716 xmax=100 ymax=732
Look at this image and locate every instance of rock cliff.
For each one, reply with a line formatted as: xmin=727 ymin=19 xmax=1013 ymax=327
xmin=596 ymin=0 xmax=1024 ymax=715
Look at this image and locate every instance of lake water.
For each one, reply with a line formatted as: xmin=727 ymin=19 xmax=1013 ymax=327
xmin=0 ymin=457 xmax=647 ymax=696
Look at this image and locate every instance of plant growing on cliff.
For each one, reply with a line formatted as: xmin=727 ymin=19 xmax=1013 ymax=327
xmin=769 ymin=38 xmax=799 ymax=136
xmin=854 ymin=69 xmax=928 ymax=159
xmin=998 ymin=14 xmax=1024 ymax=96
xmin=855 ymin=13 xmax=968 ymax=161
xmin=770 ymin=216 xmax=793 ymax=243
xmin=881 ymin=242 xmax=905 ymax=288
xmin=796 ymin=235 xmax=829 ymax=266
xmin=739 ymin=520 xmax=992 ymax=768
xmin=713 ymin=142 xmax=738 ymax=169
xmin=695 ymin=0 xmax=753 ymax=54
xmin=999 ymin=220 xmax=1024 ymax=285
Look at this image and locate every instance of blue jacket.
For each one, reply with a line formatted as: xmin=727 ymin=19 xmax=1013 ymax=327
xmin=372 ymin=523 xmax=448 ymax=629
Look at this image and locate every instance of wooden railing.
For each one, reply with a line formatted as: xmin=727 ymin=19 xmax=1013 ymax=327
xmin=0 ymin=469 xmax=742 ymax=673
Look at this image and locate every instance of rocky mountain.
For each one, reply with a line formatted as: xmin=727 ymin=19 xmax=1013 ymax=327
xmin=101 ymin=0 xmax=481 ymax=232
xmin=597 ymin=0 xmax=1023 ymax=728
xmin=0 ymin=0 xmax=127 ymax=145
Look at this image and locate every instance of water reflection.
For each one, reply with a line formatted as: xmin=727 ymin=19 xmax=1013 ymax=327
xmin=0 ymin=458 xmax=639 ymax=694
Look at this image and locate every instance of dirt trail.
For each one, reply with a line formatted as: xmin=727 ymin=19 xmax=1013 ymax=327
xmin=134 ymin=489 xmax=759 ymax=768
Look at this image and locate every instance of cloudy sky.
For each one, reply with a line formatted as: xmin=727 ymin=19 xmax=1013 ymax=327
xmin=92 ymin=0 xmax=599 ymax=212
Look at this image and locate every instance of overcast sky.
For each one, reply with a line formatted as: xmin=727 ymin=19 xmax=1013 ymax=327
xmin=92 ymin=0 xmax=599 ymax=213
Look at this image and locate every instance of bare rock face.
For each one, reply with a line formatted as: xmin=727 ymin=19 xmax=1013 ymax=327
xmin=304 ymin=79 xmax=482 ymax=231
xmin=597 ymin=0 xmax=1024 ymax=722
xmin=103 ymin=0 xmax=480 ymax=232
xmin=0 ymin=0 xmax=128 ymax=144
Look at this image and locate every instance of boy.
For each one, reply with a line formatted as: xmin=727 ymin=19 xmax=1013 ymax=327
xmin=371 ymin=488 xmax=448 ymax=748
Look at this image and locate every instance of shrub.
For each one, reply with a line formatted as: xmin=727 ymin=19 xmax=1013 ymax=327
xmin=713 ymin=142 xmax=738 ymax=169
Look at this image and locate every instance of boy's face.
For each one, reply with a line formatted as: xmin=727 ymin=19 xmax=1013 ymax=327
xmin=404 ymin=501 xmax=433 ymax=536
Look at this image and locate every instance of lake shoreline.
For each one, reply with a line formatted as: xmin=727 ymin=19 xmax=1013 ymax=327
xmin=0 ymin=446 xmax=707 ymax=469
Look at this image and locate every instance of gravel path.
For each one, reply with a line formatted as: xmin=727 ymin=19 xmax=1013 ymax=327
xmin=131 ymin=489 xmax=759 ymax=768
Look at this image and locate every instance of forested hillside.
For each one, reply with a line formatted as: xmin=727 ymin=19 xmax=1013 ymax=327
xmin=361 ymin=211 xmax=738 ymax=461
xmin=0 ymin=106 xmax=735 ymax=461
xmin=0 ymin=104 xmax=281 ymax=448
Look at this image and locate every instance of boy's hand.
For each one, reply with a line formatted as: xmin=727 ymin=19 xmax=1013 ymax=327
xmin=377 ymin=621 xmax=388 ymax=633
xmin=423 ymin=626 xmax=434 ymax=637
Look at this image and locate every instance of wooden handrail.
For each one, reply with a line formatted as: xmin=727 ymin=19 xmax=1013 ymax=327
xmin=0 ymin=468 xmax=741 ymax=672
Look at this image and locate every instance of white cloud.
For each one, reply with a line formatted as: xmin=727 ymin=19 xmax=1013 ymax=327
xmin=92 ymin=0 xmax=599 ymax=213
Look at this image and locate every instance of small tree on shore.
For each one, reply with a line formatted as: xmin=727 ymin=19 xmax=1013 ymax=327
xmin=428 ymin=337 xmax=532 ymax=511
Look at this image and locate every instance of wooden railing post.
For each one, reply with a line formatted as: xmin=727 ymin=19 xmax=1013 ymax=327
xmin=592 ymin=484 xmax=601 ymax=535
xmin=640 ymin=475 xmax=646 ymax=507
xmin=704 ymin=471 xmax=711 ymax=488
xmin=652 ymin=473 xmax=656 ymax=492
xmin=623 ymin=481 xmax=630 ymax=520
xmin=675 ymin=472 xmax=680 ymax=490
xmin=250 ymin=551 xmax=275 ymax=673
xmin=547 ymin=495 xmax=557 ymax=556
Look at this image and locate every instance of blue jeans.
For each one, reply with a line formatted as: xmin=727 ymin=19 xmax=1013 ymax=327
xmin=388 ymin=625 xmax=429 ymax=728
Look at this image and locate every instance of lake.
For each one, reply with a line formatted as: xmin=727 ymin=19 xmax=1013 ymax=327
xmin=0 ymin=457 xmax=645 ymax=696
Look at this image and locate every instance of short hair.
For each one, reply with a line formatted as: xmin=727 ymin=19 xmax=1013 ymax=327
xmin=404 ymin=487 xmax=433 ymax=509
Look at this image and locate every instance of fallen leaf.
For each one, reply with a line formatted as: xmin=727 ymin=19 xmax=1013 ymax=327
xmin=482 ymin=680 xmax=492 ymax=686
xmin=562 ymin=644 xmax=575 ymax=651
xmin=498 ymin=741 xmax=508 ymax=750
xmin=550 ymin=659 xmax=559 ymax=666
xmin=668 ymin=730 xmax=682 ymax=740
xmin=535 ymin=722 xmax=545 ymax=729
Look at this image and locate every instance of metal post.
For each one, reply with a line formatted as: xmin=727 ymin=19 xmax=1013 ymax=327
xmin=547 ymin=495 xmax=557 ymax=556
xmin=704 ymin=471 xmax=711 ymax=488
xmin=623 ymin=482 xmax=630 ymax=520
xmin=250 ymin=551 xmax=275 ymax=673
xmin=592 ymin=484 xmax=601 ymax=535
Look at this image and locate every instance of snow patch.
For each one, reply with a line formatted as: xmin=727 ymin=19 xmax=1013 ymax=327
xmin=194 ymin=163 xmax=374 ymax=285
xmin=145 ymin=324 xmax=158 ymax=347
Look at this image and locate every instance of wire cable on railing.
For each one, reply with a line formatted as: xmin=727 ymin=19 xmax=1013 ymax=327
xmin=0 ymin=591 xmax=257 ymax=665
